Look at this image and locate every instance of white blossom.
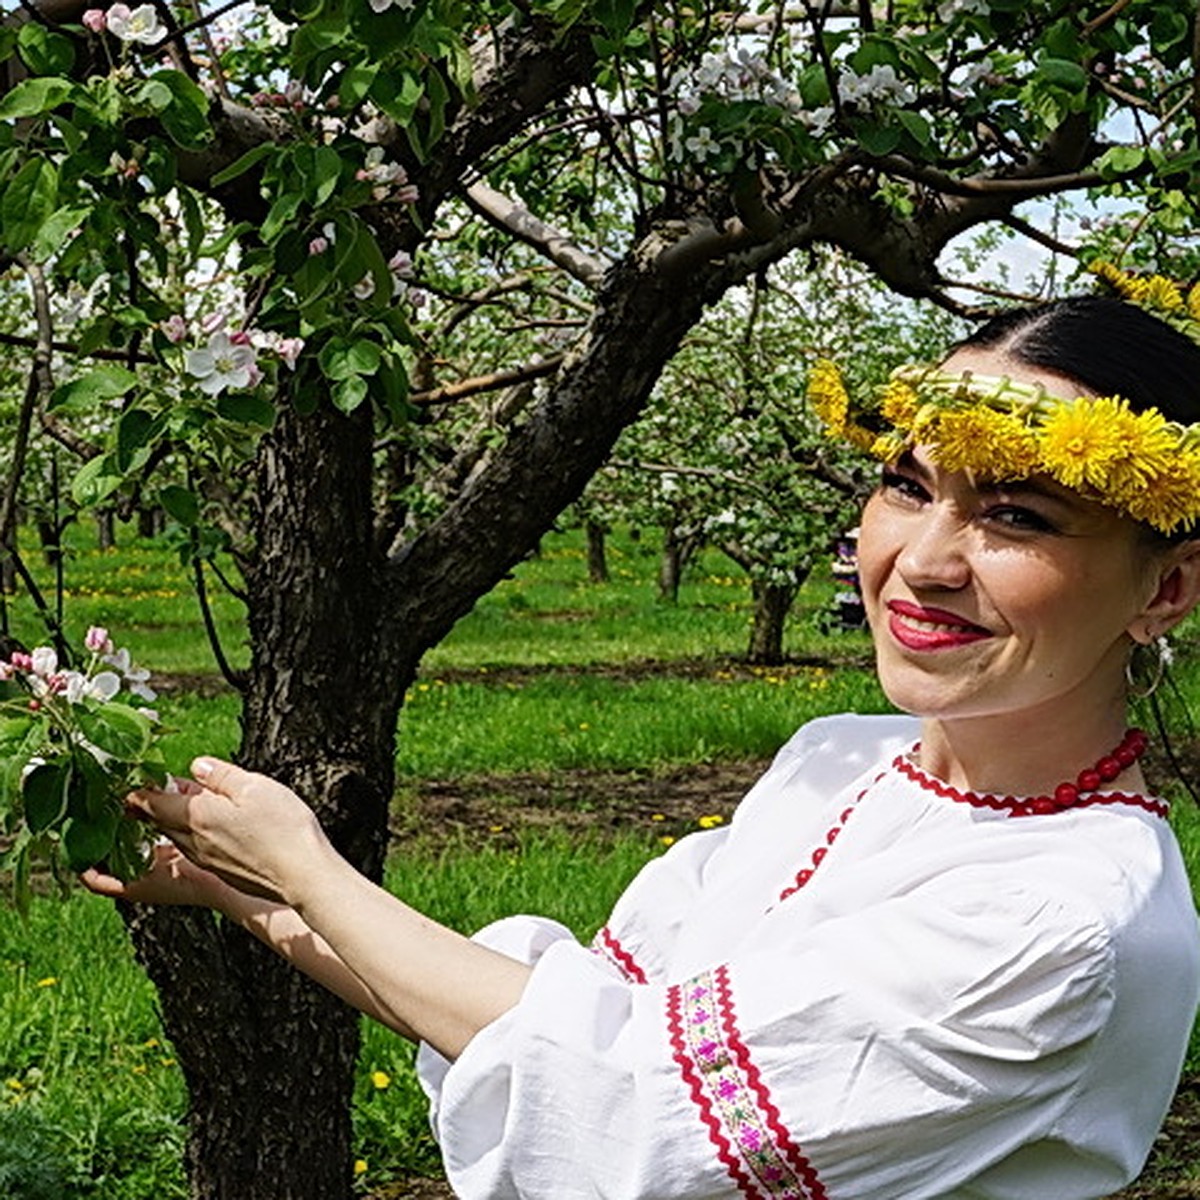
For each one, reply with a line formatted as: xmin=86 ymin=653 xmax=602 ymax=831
xmin=185 ymin=332 xmax=258 ymax=396
xmin=105 ymin=3 xmax=167 ymax=45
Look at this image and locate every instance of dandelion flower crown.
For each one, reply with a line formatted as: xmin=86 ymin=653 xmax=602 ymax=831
xmin=806 ymin=262 xmax=1200 ymax=535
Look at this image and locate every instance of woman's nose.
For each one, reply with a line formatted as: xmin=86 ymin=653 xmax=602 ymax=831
xmin=895 ymin=504 xmax=971 ymax=591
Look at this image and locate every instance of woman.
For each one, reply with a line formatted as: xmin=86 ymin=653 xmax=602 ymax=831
xmin=85 ymin=277 xmax=1200 ymax=1199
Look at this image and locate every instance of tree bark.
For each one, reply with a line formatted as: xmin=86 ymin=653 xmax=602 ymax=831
xmin=658 ymin=525 xmax=687 ymax=603
xmin=586 ymin=520 xmax=608 ymax=583
xmin=95 ymin=508 xmax=115 ymax=550
xmin=747 ymin=580 xmax=800 ymax=666
xmin=125 ymin=403 xmax=402 ymax=1200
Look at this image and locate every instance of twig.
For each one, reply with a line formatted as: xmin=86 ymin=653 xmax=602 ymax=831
xmin=0 ymin=330 xmax=156 ymax=365
xmin=1000 ymin=212 xmax=1079 ymax=258
xmin=1081 ymin=0 xmax=1135 ymax=38
xmin=408 ymin=356 xmax=566 ymax=406
xmin=0 ymin=259 xmax=53 ymax=554
xmin=192 ymin=555 xmax=247 ymax=692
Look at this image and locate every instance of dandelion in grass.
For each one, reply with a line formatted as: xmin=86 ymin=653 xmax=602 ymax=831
xmin=371 ymin=1070 xmax=391 ymax=1090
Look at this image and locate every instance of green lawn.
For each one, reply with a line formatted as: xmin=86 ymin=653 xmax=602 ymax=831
xmin=0 ymin=523 xmax=1198 ymax=1195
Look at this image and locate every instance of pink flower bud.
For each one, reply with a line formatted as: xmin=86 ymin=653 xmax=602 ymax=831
xmin=228 ymin=329 xmax=252 ymax=346
xmin=200 ymin=311 xmax=227 ymax=335
xmin=308 ymin=236 xmax=329 ymax=256
xmin=276 ymin=337 xmax=305 ymax=369
xmin=85 ymin=625 xmax=113 ymax=654
xmin=82 ymin=8 xmax=107 ymax=31
xmin=10 ymin=652 xmax=33 ymax=671
xmin=160 ymin=314 xmax=188 ymax=343
xmin=355 ymin=169 xmax=370 ymax=182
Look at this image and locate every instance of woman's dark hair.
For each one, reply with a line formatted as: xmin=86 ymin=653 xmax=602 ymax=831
xmin=956 ymin=295 xmax=1200 ymax=427
xmin=959 ymin=296 xmax=1200 ymax=797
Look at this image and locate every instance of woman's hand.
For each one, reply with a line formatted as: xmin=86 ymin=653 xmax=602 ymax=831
xmin=81 ymin=837 xmax=234 ymax=910
xmin=122 ymin=757 xmax=335 ymax=906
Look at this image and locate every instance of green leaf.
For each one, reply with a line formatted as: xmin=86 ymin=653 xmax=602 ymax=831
xmin=1098 ymin=144 xmax=1146 ymax=177
xmin=209 ymin=141 xmax=276 ymax=187
xmin=49 ymin=365 xmax=139 ymax=412
xmin=338 ymin=62 xmax=379 ymax=110
xmin=1036 ymin=57 xmax=1088 ymax=92
xmin=895 ymin=109 xmax=933 ymax=151
xmin=262 ymin=191 xmax=303 ymax=243
xmin=17 ymin=24 xmax=75 ymax=76
xmin=0 ymin=77 xmax=74 ymax=120
xmin=311 ymin=145 xmax=343 ymax=208
xmin=62 ymin=806 xmax=120 ymax=872
xmin=149 ymin=69 xmax=212 ymax=150
xmin=855 ymin=121 xmax=902 ymax=156
xmin=23 ymin=762 xmax=70 ymax=835
xmin=216 ymin=392 xmax=277 ymax=427
xmin=76 ymin=703 xmax=153 ymax=761
xmin=1 ymin=157 xmax=58 ymax=254
xmin=332 ymin=375 xmax=368 ymax=414
xmin=320 ymin=338 xmax=382 ymax=381
xmin=31 ymin=203 xmax=90 ymax=262
xmin=115 ymin=409 xmax=156 ymax=472
xmin=159 ymin=484 xmax=200 ymax=527
xmin=71 ymin=454 xmax=125 ymax=508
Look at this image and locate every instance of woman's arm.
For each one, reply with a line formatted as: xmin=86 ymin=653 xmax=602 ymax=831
xmin=82 ymin=842 xmax=418 ymax=1037
xmin=101 ymin=760 xmax=532 ymax=1060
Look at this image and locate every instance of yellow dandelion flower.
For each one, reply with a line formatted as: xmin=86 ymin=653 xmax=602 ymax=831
xmin=1143 ymin=275 xmax=1183 ymax=311
xmin=697 ymin=814 xmax=725 ymax=829
xmin=354 ymin=1160 xmax=368 ymax=1176
xmin=1122 ymin=450 xmax=1200 ymax=533
xmin=35 ymin=977 xmax=58 ymax=988
xmin=1187 ymin=281 xmax=1200 ymax=321
xmin=846 ymin=422 xmax=878 ymax=453
xmin=659 ymin=835 xmax=676 ymax=848
xmin=879 ymin=379 xmax=920 ymax=430
xmin=930 ymin=408 xmax=1039 ymax=477
xmin=1037 ymin=398 xmax=1129 ymax=490
xmin=1089 ymin=260 xmax=1132 ymax=296
xmin=806 ymin=359 xmax=851 ymax=436
xmin=371 ymin=1070 xmax=391 ymax=1090
xmin=870 ymin=431 xmax=907 ymax=462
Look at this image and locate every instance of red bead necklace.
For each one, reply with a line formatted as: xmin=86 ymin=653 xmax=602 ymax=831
xmin=899 ymin=728 xmax=1154 ymax=818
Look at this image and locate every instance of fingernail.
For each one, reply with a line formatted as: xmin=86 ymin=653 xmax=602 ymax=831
xmin=193 ymin=758 xmax=214 ymax=780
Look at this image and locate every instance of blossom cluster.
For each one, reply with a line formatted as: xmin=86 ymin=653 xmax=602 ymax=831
xmin=162 ymin=313 xmax=305 ymax=397
xmin=82 ymin=3 xmax=167 ymax=45
xmin=0 ymin=628 xmax=167 ymax=890
xmin=1 ymin=627 xmax=157 ymax=714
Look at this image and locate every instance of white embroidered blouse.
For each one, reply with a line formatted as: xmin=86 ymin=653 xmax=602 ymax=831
xmin=417 ymin=714 xmax=1200 ymax=1200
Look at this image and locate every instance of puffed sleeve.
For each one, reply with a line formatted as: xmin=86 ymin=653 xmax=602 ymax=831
xmin=416 ymin=871 xmax=1117 ymax=1200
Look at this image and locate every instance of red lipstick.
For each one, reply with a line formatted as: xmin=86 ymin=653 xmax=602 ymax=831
xmin=885 ymin=599 xmax=991 ymax=651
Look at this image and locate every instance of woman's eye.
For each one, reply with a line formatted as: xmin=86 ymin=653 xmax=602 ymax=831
xmin=879 ymin=469 xmax=928 ymax=503
xmin=985 ymin=504 xmax=1055 ymax=533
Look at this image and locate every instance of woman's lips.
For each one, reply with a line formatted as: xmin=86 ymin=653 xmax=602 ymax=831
xmin=885 ymin=599 xmax=992 ymax=651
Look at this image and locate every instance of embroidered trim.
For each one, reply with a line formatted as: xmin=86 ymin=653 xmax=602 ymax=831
xmin=776 ymin=769 xmax=888 ymax=904
xmin=894 ymin=753 xmax=1170 ymax=819
xmin=590 ymin=925 xmax=649 ymax=984
xmin=667 ymin=965 xmax=827 ymax=1200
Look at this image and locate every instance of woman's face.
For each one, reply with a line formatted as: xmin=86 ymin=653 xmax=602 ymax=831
xmin=856 ymin=350 xmax=1166 ymax=728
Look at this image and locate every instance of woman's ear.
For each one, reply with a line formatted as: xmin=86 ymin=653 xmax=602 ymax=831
xmin=1131 ymin=540 xmax=1200 ymax=643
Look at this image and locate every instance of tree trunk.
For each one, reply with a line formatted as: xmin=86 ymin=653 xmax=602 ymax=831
xmin=747 ymin=580 xmax=799 ymax=666
xmin=35 ymin=519 xmax=61 ymax=568
xmin=125 ymin=402 xmax=401 ymax=1200
xmin=95 ymin=508 xmax=115 ymax=550
xmin=585 ymin=520 xmax=608 ymax=582
xmin=657 ymin=525 xmax=688 ymax=603
xmin=137 ymin=506 xmax=164 ymax=538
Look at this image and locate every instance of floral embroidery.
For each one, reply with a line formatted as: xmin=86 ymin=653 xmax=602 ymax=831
xmin=591 ymin=925 xmax=648 ymax=984
xmin=667 ymin=965 xmax=827 ymax=1199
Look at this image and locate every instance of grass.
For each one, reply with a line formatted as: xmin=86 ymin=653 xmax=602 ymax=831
xmin=0 ymin=521 xmax=1198 ymax=1194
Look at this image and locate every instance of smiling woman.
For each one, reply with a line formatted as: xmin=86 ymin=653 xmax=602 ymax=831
xmin=83 ymin=270 xmax=1200 ymax=1200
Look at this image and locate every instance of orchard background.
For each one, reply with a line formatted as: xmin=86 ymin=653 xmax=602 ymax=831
xmin=2 ymin=1 xmax=1200 ymax=1196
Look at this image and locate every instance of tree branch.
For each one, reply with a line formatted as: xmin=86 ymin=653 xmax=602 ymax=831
xmin=464 ymin=182 xmax=607 ymax=289
xmin=408 ymin=355 xmax=566 ymax=406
